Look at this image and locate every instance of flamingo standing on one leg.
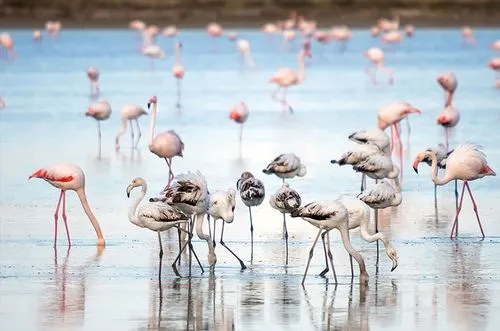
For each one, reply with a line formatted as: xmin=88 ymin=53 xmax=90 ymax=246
xmin=146 ymin=96 xmax=184 ymax=190
xmin=85 ymin=99 xmax=112 ymax=158
xmin=437 ymin=72 xmax=457 ymax=107
xmin=115 ymin=104 xmax=148 ymax=152
xmin=229 ymin=101 xmax=249 ymax=143
xmin=172 ymin=41 xmax=185 ymax=109
xmin=236 ymin=172 xmax=265 ymax=262
xmin=436 ymin=105 xmax=460 ymax=151
xmin=236 ymin=39 xmax=255 ymax=67
xmin=28 ymin=164 xmax=105 ymax=247
xmin=413 ymin=144 xmax=496 ymax=239
xmin=290 ymin=200 xmax=369 ymax=285
xmin=269 ymin=48 xmax=310 ymax=113
xmin=364 ymin=47 xmax=394 ymax=85
xmin=142 ymin=44 xmax=165 ymax=69
xmin=0 ymin=33 xmax=17 ymax=60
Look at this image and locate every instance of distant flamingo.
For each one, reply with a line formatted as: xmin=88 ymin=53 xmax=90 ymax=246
xmin=142 ymin=44 xmax=165 ymax=69
xmin=162 ymin=26 xmax=178 ymax=37
xmin=404 ymin=25 xmax=414 ymax=38
xmin=236 ymin=39 xmax=255 ymax=67
xmin=370 ymin=26 xmax=380 ymax=37
xmin=437 ymin=72 xmax=457 ymax=107
xmin=302 ymin=38 xmax=312 ymax=58
xmin=229 ymin=101 xmax=249 ymax=143
xmin=261 ymin=23 xmax=279 ymax=35
xmin=33 ymin=30 xmax=42 ymax=42
xmin=381 ymin=31 xmax=402 ymax=45
xmin=85 ymin=99 xmax=112 ymax=153
xmin=413 ymin=144 xmax=495 ymax=239
xmin=86 ymin=67 xmax=100 ymax=96
xmin=330 ymin=25 xmax=351 ymax=52
xmin=364 ymin=47 xmax=394 ymax=85
xmin=491 ymin=40 xmax=500 ymax=51
xmin=147 ymin=96 xmax=184 ymax=190
xmin=45 ymin=21 xmax=62 ymax=38
xmin=283 ymin=29 xmax=296 ymax=45
xmin=29 ymin=164 xmax=105 ymax=247
xmin=227 ymin=32 xmax=238 ymax=41
xmin=0 ymin=33 xmax=16 ymax=60
xmin=437 ymin=105 xmax=460 ymax=150
xmin=488 ymin=58 xmax=500 ymax=87
xmin=172 ymin=41 xmax=185 ymax=109
xmin=270 ymin=48 xmax=310 ymax=113
xmin=207 ymin=23 xmax=223 ymax=38
xmin=115 ymin=104 xmax=148 ymax=152
xmin=462 ymin=26 xmax=475 ymax=45
xmin=378 ymin=101 xmax=421 ymax=154
xmin=129 ymin=20 xmax=146 ymax=50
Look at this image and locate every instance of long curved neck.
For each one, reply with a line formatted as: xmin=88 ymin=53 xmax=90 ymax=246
xmin=339 ymin=223 xmax=367 ymax=277
xmin=128 ymin=183 xmax=146 ymax=227
xmin=195 ymin=212 xmax=215 ymax=256
xmin=148 ymin=104 xmax=157 ymax=147
xmin=297 ymin=53 xmax=306 ymax=82
xmin=76 ymin=188 xmax=104 ymax=243
xmin=359 ymin=218 xmax=391 ymax=249
xmin=429 ymin=152 xmax=452 ymax=185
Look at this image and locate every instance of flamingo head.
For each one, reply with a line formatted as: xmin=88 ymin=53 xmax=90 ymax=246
xmin=147 ymin=95 xmax=158 ymax=109
xmin=236 ymin=171 xmax=254 ymax=190
xmin=412 ymin=151 xmax=430 ymax=173
xmin=387 ymin=247 xmax=399 ymax=271
xmin=85 ymin=107 xmax=94 ymax=116
xmin=437 ymin=73 xmax=457 ymax=93
xmin=126 ymin=177 xmax=145 ymax=198
xmin=402 ymin=103 xmax=421 ymax=116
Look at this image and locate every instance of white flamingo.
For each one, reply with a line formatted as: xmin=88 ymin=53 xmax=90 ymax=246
xmin=290 ymin=200 xmax=369 ymax=285
xmin=115 ymin=104 xmax=148 ymax=152
xmin=263 ymin=153 xmax=307 ymax=182
xmin=269 ymin=182 xmax=302 ymax=265
xmin=236 ymin=171 xmax=265 ymax=261
xmin=412 ymin=144 xmax=495 ymax=238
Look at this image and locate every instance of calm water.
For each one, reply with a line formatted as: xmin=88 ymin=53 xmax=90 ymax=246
xmin=1 ymin=28 xmax=500 ymax=331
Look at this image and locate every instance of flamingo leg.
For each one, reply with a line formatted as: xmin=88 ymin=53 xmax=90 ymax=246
xmin=53 ymin=190 xmax=64 ymax=247
xmin=283 ymin=213 xmax=289 ymax=265
xmin=239 ymin=124 xmax=243 ymax=143
xmin=176 ymin=79 xmax=182 ymax=109
xmin=302 ymin=228 xmax=323 ymax=285
xmin=319 ymin=231 xmax=329 ymax=277
xmin=61 ymin=191 xmax=71 ymax=247
xmin=210 ymin=216 xmax=216 ymax=248
xmin=158 ymin=232 xmax=164 ymax=259
xmin=249 ymin=206 xmax=254 ymax=261
xmin=325 ymin=231 xmax=338 ymax=284
xmin=164 ymin=158 xmax=174 ymax=190
xmin=171 ymin=227 xmax=204 ymax=277
xmin=220 ymin=221 xmax=247 ymax=270
xmin=134 ymin=119 xmax=142 ymax=148
xmin=455 ymin=179 xmax=459 ymax=218
xmin=283 ymin=87 xmax=293 ymax=113
xmin=375 ymin=209 xmax=379 ymax=263
xmin=390 ymin=125 xmax=395 ymax=153
xmin=177 ymin=226 xmax=182 ymax=266
xmin=445 ymin=127 xmax=449 ymax=151
xmin=129 ymin=120 xmax=135 ymax=148
xmin=360 ymin=173 xmax=366 ymax=192
xmin=450 ymin=181 xmax=467 ymax=239
xmin=465 ymin=182 xmax=486 ymax=238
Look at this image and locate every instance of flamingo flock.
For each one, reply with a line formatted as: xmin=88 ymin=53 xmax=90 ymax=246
xmin=0 ymin=12 xmax=494 ymax=288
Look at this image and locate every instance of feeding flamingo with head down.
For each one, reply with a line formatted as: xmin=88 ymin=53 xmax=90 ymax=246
xmin=28 ymin=164 xmax=105 ymax=247
xmin=364 ymin=47 xmax=394 ymax=85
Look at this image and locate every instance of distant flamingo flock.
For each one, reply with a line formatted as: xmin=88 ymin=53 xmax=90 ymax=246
xmin=1 ymin=12 xmax=497 ymax=285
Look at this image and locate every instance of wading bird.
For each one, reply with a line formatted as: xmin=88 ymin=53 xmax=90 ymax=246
xmin=28 ymin=164 xmax=105 ymax=247
xmin=437 ymin=72 xmax=457 ymax=107
xmin=86 ymin=67 xmax=100 ymax=97
xmin=85 ymin=99 xmax=112 ymax=153
xmin=115 ymin=104 xmax=148 ymax=152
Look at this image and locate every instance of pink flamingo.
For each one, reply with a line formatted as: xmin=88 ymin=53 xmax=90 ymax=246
xmin=0 ymin=33 xmax=16 ymax=60
xmin=404 ymin=25 xmax=415 ymax=38
xmin=330 ymin=25 xmax=351 ymax=53
xmin=381 ymin=31 xmax=402 ymax=45
xmin=491 ymin=40 xmax=500 ymax=51
xmin=370 ymin=26 xmax=380 ymax=37
xmin=227 ymin=32 xmax=238 ymax=41
xmin=437 ymin=72 xmax=457 ymax=107
xmin=270 ymin=48 xmax=310 ymax=113
xmin=86 ymin=67 xmax=100 ymax=96
xmin=413 ymin=144 xmax=495 ymax=239
xmin=364 ymin=47 xmax=394 ymax=84
xmin=85 ymin=99 xmax=112 ymax=152
xmin=115 ymin=104 xmax=148 ymax=152
xmin=45 ymin=21 xmax=62 ymax=38
xmin=261 ymin=23 xmax=279 ymax=35
xmin=162 ymin=25 xmax=178 ymax=37
xmin=462 ymin=26 xmax=475 ymax=45
xmin=33 ymin=30 xmax=42 ymax=42
xmin=28 ymin=164 xmax=105 ymax=247
xmin=236 ymin=39 xmax=255 ymax=67
xmin=172 ymin=41 xmax=185 ymax=109
xmin=147 ymin=96 xmax=184 ymax=190
xmin=488 ymin=58 xmax=500 ymax=87
xmin=436 ymin=106 xmax=460 ymax=150
xmin=229 ymin=101 xmax=249 ymax=142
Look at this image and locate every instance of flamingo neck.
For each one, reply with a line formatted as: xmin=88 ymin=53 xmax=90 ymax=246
xmin=128 ymin=182 xmax=147 ymax=227
xmin=359 ymin=218 xmax=391 ymax=249
xmin=148 ymin=103 xmax=157 ymax=147
xmin=76 ymin=188 xmax=105 ymax=244
xmin=339 ymin=223 xmax=367 ymax=279
xmin=445 ymin=91 xmax=453 ymax=107
xmin=429 ymin=152 xmax=452 ymax=185
xmin=195 ymin=212 xmax=216 ymax=263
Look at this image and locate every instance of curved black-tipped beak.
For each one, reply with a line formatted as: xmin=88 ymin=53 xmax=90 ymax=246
xmin=413 ymin=166 xmax=418 ymax=174
xmin=236 ymin=178 xmax=241 ymax=190
xmin=127 ymin=192 xmax=130 ymax=198
xmin=391 ymin=260 xmax=398 ymax=272
xmin=330 ymin=160 xmax=336 ymax=164
xmin=147 ymin=103 xmax=151 ymax=110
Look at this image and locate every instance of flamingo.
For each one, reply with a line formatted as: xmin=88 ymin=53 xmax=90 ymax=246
xmin=150 ymin=171 xmax=214 ymax=275
xmin=236 ymin=171 xmax=265 ymax=261
xmin=462 ymin=26 xmax=475 ymax=45
xmin=413 ymin=144 xmax=496 ymax=239
xmin=358 ymin=177 xmax=402 ymax=258
xmin=269 ymin=48 xmax=310 ymax=113
xmin=85 ymin=98 xmax=112 ymax=155
xmin=229 ymin=101 xmax=249 ymax=143
xmin=172 ymin=41 xmax=185 ymax=109
xmin=491 ymin=40 xmax=500 ymax=51
xmin=147 ymin=95 xmax=184 ymax=190
xmin=207 ymin=23 xmax=223 ymax=38
xmin=86 ymin=67 xmax=100 ymax=97
xmin=290 ymin=200 xmax=369 ymax=285
xmin=0 ymin=32 xmax=16 ymax=60
xmin=129 ymin=20 xmax=146 ymax=49
xmin=330 ymin=25 xmax=351 ymax=53
xmin=364 ymin=47 xmax=394 ymax=85
xmin=126 ymin=177 xmax=202 ymax=277
xmin=370 ymin=26 xmax=380 ymax=37
xmin=162 ymin=25 xmax=178 ymax=37
xmin=488 ymin=58 xmax=500 ymax=87
xmin=33 ymin=30 xmax=42 ymax=42
xmin=227 ymin=32 xmax=238 ymax=41
xmin=236 ymin=39 xmax=255 ymax=67
xmin=261 ymin=23 xmax=279 ymax=35
xmin=437 ymin=105 xmax=460 ymax=150
xmin=381 ymin=31 xmax=402 ymax=45
xmin=142 ymin=44 xmax=165 ymax=69
xmin=28 ymin=164 xmax=105 ymax=247
xmin=269 ymin=183 xmax=302 ymax=265
xmin=404 ymin=25 xmax=414 ymax=38
xmin=115 ymin=104 xmax=147 ymax=152
xmin=262 ymin=153 xmax=307 ymax=183
xmin=207 ymin=188 xmax=247 ymax=270
xmin=437 ymin=72 xmax=457 ymax=107
xmin=45 ymin=21 xmax=61 ymax=38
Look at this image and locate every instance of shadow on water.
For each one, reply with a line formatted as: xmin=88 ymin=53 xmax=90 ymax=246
xmin=38 ymin=246 xmax=105 ymax=330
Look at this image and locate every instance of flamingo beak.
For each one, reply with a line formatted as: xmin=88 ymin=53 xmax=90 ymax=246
xmin=391 ymin=259 xmax=398 ymax=272
xmin=147 ymin=103 xmax=151 ymax=110
xmin=126 ymin=184 xmax=133 ymax=198
xmin=236 ymin=179 xmax=241 ymax=190
xmin=412 ymin=158 xmax=420 ymax=174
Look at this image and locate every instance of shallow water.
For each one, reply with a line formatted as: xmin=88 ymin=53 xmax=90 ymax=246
xmin=1 ymin=28 xmax=500 ymax=330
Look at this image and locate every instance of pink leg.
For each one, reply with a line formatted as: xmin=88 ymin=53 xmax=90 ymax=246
xmin=450 ymin=182 xmax=467 ymax=239
xmin=53 ymin=190 xmax=64 ymax=247
xmin=164 ymin=158 xmax=174 ymax=190
xmin=390 ymin=125 xmax=395 ymax=153
xmin=465 ymin=182 xmax=486 ymax=238
xmin=445 ymin=127 xmax=449 ymax=151
xmin=61 ymin=191 xmax=71 ymax=246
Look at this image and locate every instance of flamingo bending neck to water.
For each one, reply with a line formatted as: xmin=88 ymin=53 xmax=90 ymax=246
xmin=29 ymin=164 xmax=105 ymax=247
xmin=115 ymin=104 xmax=147 ymax=152
xmin=270 ymin=48 xmax=310 ymax=113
